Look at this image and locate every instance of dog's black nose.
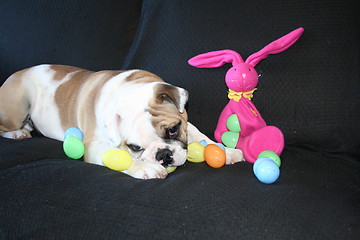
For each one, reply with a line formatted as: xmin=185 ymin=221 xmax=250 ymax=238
xmin=155 ymin=149 xmax=174 ymax=166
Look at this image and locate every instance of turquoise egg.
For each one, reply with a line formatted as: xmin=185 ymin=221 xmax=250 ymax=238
xmin=226 ymin=114 xmax=240 ymax=133
xmin=63 ymin=136 xmax=85 ymax=160
xmin=198 ymin=139 xmax=208 ymax=147
xmin=221 ymin=131 xmax=239 ymax=149
xmin=258 ymin=150 xmax=281 ymax=167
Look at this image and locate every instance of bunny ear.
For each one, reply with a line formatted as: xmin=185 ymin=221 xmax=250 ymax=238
xmin=188 ymin=50 xmax=244 ymax=68
xmin=246 ymin=27 xmax=304 ymax=67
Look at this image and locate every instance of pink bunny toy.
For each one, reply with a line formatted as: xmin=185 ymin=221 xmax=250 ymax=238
xmin=188 ymin=28 xmax=304 ymax=163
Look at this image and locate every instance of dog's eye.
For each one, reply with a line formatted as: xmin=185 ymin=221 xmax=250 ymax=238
xmin=127 ymin=144 xmax=143 ymax=152
xmin=167 ymin=124 xmax=180 ymax=139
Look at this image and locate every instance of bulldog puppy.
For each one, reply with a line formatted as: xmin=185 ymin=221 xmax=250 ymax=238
xmin=0 ymin=65 xmax=244 ymax=179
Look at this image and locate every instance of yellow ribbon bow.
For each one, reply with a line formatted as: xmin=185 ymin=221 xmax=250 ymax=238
xmin=228 ymin=88 xmax=257 ymax=102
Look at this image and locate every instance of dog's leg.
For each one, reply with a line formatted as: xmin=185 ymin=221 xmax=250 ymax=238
xmin=123 ymin=160 xmax=168 ymax=180
xmin=1 ymin=123 xmax=33 ymax=139
xmin=0 ymin=72 xmax=32 ymax=139
xmin=85 ymin=139 xmax=168 ymax=180
xmin=187 ymin=122 xmax=244 ymax=164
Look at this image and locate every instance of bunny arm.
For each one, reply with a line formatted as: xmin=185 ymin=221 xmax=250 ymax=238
xmin=233 ymin=99 xmax=267 ymax=138
xmin=214 ymin=103 xmax=235 ymax=143
xmin=214 ymin=98 xmax=267 ymax=143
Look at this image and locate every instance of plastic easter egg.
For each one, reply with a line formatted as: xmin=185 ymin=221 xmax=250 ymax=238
xmin=258 ymin=150 xmax=281 ymax=167
xmin=221 ymin=131 xmax=239 ymax=149
xmin=187 ymin=142 xmax=205 ymax=163
xmin=198 ymin=139 xmax=208 ymax=147
xmin=226 ymin=114 xmax=241 ymax=133
xmin=166 ymin=166 xmax=177 ymax=173
xmin=204 ymin=144 xmax=226 ymax=168
xmin=253 ymin=157 xmax=268 ymax=175
xmin=253 ymin=158 xmax=280 ymax=184
xmin=63 ymin=136 xmax=85 ymax=159
xmin=64 ymin=127 xmax=84 ymax=141
xmin=215 ymin=142 xmax=226 ymax=151
xmin=102 ymin=149 xmax=133 ymax=171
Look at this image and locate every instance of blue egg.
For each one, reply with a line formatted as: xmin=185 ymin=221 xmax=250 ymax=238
xmin=64 ymin=127 xmax=84 ymax=141
xmin=253 ymin=157 xmax=268 ymax=175
xmin=253 ymin=158 xmax=280 ymax=184
xmin=215 ymin=142 xmax=226 ymax=151
xmin=198 ymin=139 xmax=208 ymax=147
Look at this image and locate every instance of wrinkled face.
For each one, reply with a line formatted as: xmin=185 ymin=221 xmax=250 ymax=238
xmin=114 ymin=81 xmax=189 ymax=167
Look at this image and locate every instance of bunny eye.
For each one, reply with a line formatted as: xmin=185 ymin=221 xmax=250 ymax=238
xmin=248 ymin=68 xmax=251 ymax=72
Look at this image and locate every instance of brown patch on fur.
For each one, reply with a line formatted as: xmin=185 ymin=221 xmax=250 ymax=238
xmin=54 ymin=67 xmax=123 ymax=134
xmin=54 ymin=69 xmax=94 ymax=128
xmin=153 ymin=84 xmax=183 ymax=111
xmin=79 ymin=71 xmax=124 ymax=144
xmin=148 ymin=84 xmax=188 ymax=146
xmin=0 ymin=68 xmax=31 ymax=132
xmin=125 ymin=70 xmax=164 ymax=84
xmin=50 ymin=65 xmax=84 ymax=81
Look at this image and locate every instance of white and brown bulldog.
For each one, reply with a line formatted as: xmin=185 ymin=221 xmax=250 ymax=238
xmin=0 ymin=65 xmax=244 ymax=179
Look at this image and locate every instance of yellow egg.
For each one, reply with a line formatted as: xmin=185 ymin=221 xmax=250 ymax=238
xmin=102 ymin=149 xmax=133 ymax=171
xmin=187 ymin=142 xmax=205 ymax=163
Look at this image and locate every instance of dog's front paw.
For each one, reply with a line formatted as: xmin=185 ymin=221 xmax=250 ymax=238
xmin=124 ymin=160 xmax=168 ymax=180
xmin=225 ymin=148 xmax=245 ymax=164
xmin=2 ymin=129 xmax=32 ymax=140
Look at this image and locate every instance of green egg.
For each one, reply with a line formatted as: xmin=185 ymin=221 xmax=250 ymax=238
xmin=221 ymin=131 xmax=239 ymax=149
xmin=257 ymin=150 xmax=281 ymax=167
xmin=166 ymin=166 xmax=177 ymax=173
xmin=63 ymin=136 xmax=85 ymax=160
xmin=226 ymin=114 xmax=241 ymax=133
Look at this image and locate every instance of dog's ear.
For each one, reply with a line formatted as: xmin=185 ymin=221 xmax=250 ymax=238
xmin=154 ymin=84 xmax=188 ymax=113
xmin=103 ymin=113 xmax=122 ymax=144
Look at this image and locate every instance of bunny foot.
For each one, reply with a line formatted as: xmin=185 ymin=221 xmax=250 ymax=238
xmin=238 ymin=126 xmax=284 ymax=163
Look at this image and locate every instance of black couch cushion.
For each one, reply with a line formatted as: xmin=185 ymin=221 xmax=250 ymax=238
xmin=1 ymin=137 xmax=359 ymax=239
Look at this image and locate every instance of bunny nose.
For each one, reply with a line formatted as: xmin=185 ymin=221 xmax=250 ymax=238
xmin=242 ymin=73 xmax=247 ymax=79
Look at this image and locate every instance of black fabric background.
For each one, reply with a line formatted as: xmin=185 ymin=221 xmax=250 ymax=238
xmin=122 ymin=0 xmax=360 ymax=159
xmin=0 ymin=0 xmax=359 ymax=239
xmin=0 ymin=0 xmax=142 ymax=80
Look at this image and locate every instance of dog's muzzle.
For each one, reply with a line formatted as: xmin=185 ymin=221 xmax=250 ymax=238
xmin=155 ymin=149 xmax=174 ymax=167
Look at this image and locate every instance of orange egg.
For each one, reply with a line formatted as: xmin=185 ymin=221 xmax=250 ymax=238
xmin=204 ymin=144 xmax=226 ymax=168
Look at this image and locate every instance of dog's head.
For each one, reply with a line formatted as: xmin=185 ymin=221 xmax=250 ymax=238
xmin=103 ymin=71 xmax=189 ymax=167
